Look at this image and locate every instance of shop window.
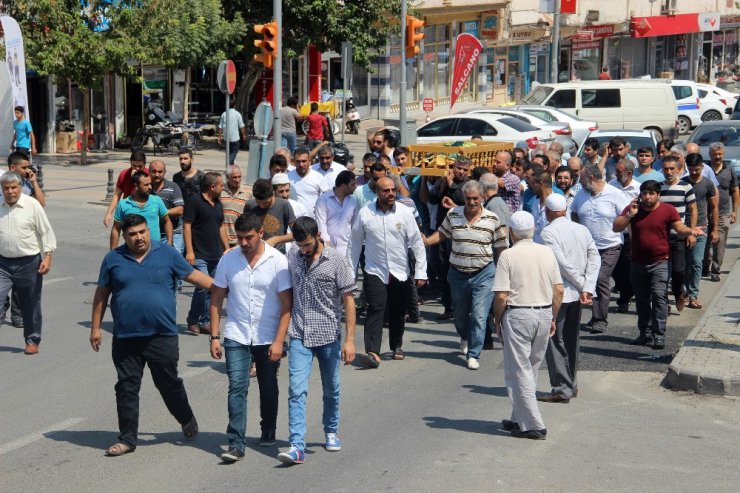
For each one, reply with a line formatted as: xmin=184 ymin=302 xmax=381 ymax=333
xmin=418 ymin=118 xmax=457 ymax=137
xmin=545 ymin=89 xmax=575 ymax=108
xmin=582 ymin=89 xmax=620 ymax=108
xmin=455 ymin=118 xmax=491 ymax=136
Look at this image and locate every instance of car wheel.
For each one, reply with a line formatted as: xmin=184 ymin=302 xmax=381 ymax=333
xmin=677 ymin=116 xmax=691 ymax=134
xmin=701 ymin=110 xmax=722 ymax=122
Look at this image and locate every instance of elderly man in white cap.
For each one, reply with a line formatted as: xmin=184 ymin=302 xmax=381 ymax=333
xmin=493 ymin=211 xmax=563 ymax=440
xmin=538 ymin=194 xmax=599 ymax=403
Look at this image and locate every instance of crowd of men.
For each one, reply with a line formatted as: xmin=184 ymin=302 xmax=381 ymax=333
xmin=3 ymin=127 xmax=737 ymax=461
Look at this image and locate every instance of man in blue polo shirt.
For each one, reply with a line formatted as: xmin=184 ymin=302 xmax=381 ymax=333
xmin=110 ymin=171 xmax=172 ymax=249
xmin=90 ymin=214 xmax=214 ymax=457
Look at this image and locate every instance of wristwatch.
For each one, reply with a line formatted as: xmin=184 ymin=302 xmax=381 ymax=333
xmin=209 ymin=335 xmax=220 ymax=342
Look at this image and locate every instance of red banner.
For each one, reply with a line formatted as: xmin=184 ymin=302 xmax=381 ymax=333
xmin=561 ymin=0 xmax=577 ymax=15
xmin=450 ymin=33 xmax=484 ymax=110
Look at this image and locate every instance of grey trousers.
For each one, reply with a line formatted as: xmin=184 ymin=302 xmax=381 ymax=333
xmin=631 ymin=261 xmax=669 ymax=338
xmin=593 ymin=245 xmax=621 ymax=325
xmin=545 ymin=301 xmax=582 ymax=399
xmin=502 ymin=307 xmax=551 ymax=432
xmin=0 ymin=254 xmax=43 ymax=344
xmin=707 ymin=214 xmax=731 ymax=275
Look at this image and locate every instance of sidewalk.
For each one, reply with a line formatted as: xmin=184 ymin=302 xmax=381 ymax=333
xmin=665 ymin=227 xmax=740 ymax=396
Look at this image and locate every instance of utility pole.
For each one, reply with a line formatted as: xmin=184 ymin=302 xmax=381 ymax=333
xmin=550 ymin=0 xmax=561 ymax=84
xmin=273 ymin=0 xmax=282 ymax=150
xmin=400 ymin=0 xmax=407 ymax=146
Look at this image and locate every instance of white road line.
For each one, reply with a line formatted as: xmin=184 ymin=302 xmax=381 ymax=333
xmin=0 ymin=417 xmax=86 ymax=456
xmin=44 ymin=276 xmax=74 ymax=285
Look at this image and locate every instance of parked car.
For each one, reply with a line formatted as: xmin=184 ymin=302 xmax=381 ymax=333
xmin=575 ymin=130 xmax=659 ymax=162
xmin=508 ymin=104 xmax=598 ymax=146
xmin=696 ymin=82 xmax=737 ymax=121
xmin=686 ymin=120 xmax=740 ymax=178
xmin=416 ymin=114 xmax=555 ymax=145
xmin=725 ymin=93 xmax=740 ymax=120
xmin=670 ymin=79 xmax=707 ymax=134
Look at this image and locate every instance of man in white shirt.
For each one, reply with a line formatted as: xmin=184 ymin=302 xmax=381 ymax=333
xmin=209 ymin=213 xmax=292 ymax=462
xmin=218 ymin=100 xmax=247 ymax=165
xmin=571 ymin=165 xmax=631 ymax=333
xmin=288 ymin=147 xmax=325 ymax=218
xmin=539 ymin=194 xmax=599 ymax=403
xmin=315 ymin=170 xmax=358 ymax=257
xmin=350 ymin=177 xmax=427 ymax=366
xmin=608 ymin=158 xmax=639 ymax=312
xmin=312 ymin=146 xmax=347 ymax=192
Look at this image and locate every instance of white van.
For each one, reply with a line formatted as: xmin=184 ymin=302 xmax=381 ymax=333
xmin=521 ymin=80 xmax=678 ymax=138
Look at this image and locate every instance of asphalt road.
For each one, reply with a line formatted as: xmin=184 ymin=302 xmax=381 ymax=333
xmin=1 ymin=179 xmax=739 ymax=492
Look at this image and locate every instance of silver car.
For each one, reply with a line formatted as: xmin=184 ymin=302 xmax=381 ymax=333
xmin=687 ymin=120 xmax=740 ymax=178
xmin=509 ymin=105 xmax=599 ymax=146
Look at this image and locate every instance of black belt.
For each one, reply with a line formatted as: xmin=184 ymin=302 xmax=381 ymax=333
xmin=508 ymin=304 xmax=552 ymax=310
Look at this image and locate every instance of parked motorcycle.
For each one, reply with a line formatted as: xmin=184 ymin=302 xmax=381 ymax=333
xmin=132 ymin=100 xmax=202 ymax=153
xmin=344 ymin=98 xmax=361 ymax=134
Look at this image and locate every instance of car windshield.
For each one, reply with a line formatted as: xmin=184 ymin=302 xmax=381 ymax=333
xmin=689 ymin=126 xmax=740 ymax=146
xmin=578 ymin=136 xmax=656 ymax=159
xmin=498 ymin=117 xmax=538 ymax=132
xmin=521 ymin=86 xmax=553 ymax=105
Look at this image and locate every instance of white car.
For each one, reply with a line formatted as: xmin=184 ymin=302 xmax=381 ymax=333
xmin=576 ymin=130 xmax=659 ymax=161
xmin=467 ymin=108 xmax=576 ymax=154
xmin=670 ymin=80 xmax=726 ymax=133
xmin=509 ymin=105 xmax=598 ymax=146
xmin=416 ymin=114 xmax=555 ymax=146
xmin=696 ymin=82 xmax=738 ymax=121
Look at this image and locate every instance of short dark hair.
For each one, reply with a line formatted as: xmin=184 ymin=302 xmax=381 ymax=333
xmin=7 ymin=151 xmax=29 ymax=167
xmin=201 ymin=171 xmax=221 ymax=190
xmin=310 ymin=102 xmax=319 ymax=112
xmin=294 ymin=146 xmax=310 ymax=159
xmin=286 ymin=96 xmax=298 ymax=107
xmin=609 ymin=136 xmax=627 ymax=148
xmin=686 ymin=153 xmax=704 ymax=167
xmin=393 ymin=147 xmax=408 ymax=158
xmin=318 ymin=145 xmax=334 ymax=157
xmin=130 ymin=150 xmax=147 ymax=163
xmin=471 ymin=166 xmax=489 ymax=181
xmin=530 ymin=165 xmax=545 ymax=176
xmin=636 ymin=146 xmax=654 ymax=155
xmin=377 ymin=154 xmax=392 ymax=166
xmin=534 ymin=154 xmax=550 ymax=167
xmin=234 ymin=213 xmax=263 ymax=233
xmin=178 ymin=147 xmax=193 ymax=158
xmin=370 ymin=162 xmax=386 ymax=175
xmin=471 ymin=134 xmax=483 ymax=140
xmin=640 ymin=180 xmax=662 ymax=194
xmin=270 ymin=154 xmax=288 ymax=169
xmin=379 ymin=129 xmax=397 ymax=147
xmin=335 ymin=170 xmax=356 ymax=188
xmin=14 ymin=105 xmax=24 ymax=113
xmin=121 ymin=214 xmax=148 ymax=232
xmin=292 ymin=216 xmax=319 ymax=242
xmin=662 ymin=155 xmax=678 ymax=166
xmin=555 ymin=165 xmax=571 ymax=178
xmin=658 ymin=139 xmax=675 ymax=151
xmin=252 ymin=178 xmax=274 ymax=200
xmin=535 ymin=170 xmax=553 ymax=186
xmin=132 ymin=171 xmax=149 ymax=186
xmin=362 ymin=153 xmax=377 ymax=164
xmin=584 ymin=137 xmax=599 ymax=151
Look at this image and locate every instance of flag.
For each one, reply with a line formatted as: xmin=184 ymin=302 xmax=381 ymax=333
xmin=450 ymin=33 xmax=484 ymax=110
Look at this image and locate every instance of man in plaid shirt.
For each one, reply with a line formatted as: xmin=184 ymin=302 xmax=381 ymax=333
xmin=277 ymin=217 xmax=356 ymax=465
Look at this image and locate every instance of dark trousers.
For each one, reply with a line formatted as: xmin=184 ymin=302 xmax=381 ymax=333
xmin=593 ymin=245 xmax=621 ymax=324
xmin=668 ymin=236 xmax=686 ymax=301
xmin=228 ymin=140 xmax=240 ymax=165
xmin=112 ymin=335 xmax=194 ymax=448
xmin=438 ymin=239 xmax=452 ymax=312
xmin=3 ymin=290 xmax=24 ymax=323
xmin=612 ymin=236 xmax=633 ymax=306
xmin=0 ymin=254 xmax=43 ymax=344
xmin=364 ymin=273 xmax=409 ymax=354
xmin=545 ymin=301 xmax=582 ymax=398
xmin=631 ymin=261 xmax=669 ymax=338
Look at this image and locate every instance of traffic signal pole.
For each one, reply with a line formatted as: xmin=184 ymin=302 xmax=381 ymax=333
xmin=400 ymin=0 xmax=407 ymax=146
xmin=273 ymin=0 xmax=282 ymax=150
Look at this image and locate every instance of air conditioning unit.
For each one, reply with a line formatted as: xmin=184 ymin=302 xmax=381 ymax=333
xmin=661 ymin=0 xmax=677 ymax=15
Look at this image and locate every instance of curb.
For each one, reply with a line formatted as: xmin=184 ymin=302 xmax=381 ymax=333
xmin=664 ymin=258 xmax=740 ymax=396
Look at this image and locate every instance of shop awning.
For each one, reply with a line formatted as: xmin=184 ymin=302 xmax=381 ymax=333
xmin=630 ymin=12 xmax=720 ymax=38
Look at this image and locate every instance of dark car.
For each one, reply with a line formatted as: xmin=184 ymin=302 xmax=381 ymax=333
xmin=686 ymin=120 xmax=740 ymax=178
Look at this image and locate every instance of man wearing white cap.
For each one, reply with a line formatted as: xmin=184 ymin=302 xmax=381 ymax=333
xmin=493 ymin=211 xmax=563 ymax=440
xmin=538 ymin=194 xmax=599 ymax=403
xmin=272 ymin=172 xmax=308 ymax=219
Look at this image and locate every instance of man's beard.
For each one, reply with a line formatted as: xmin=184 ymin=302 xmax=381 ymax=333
xmin=301 ymin=240 xmax=319 ymax=259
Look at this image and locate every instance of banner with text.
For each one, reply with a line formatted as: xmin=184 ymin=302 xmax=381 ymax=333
xmin=1 ymin=16 xmax=29 ymax=111
xmin=450 ymin=33 xmax=483 ymax=110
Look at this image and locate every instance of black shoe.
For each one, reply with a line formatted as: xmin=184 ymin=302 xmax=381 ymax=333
xmin=511 ymin=428 xmax=547 ymax=440
xmin=616 ymin=303 xmax=629 ymax=314
xmin=537 ymin=393 xmax=570 ymax=404
xmin=501 ymin=419 xmax=520 ymax=431
xmin=435 ymin=310 xmax=453 ymax=321
xmin=259 ymin=429 xmax=276 ymax=447
xmin=590 ymin=321 xmax=607 ymax=334
xmin=652 ymin=337 xmax=665 ymax=350
xmin=11 ymin=318 xmax=24 ymax=328
xmin=483 ymin=341 xmax=494 ymax=350
xmin=630 ymin=334 xmax=653 ymax=346
xmin=405 ymin=315 xmax=421 ymax=324
xmin=710 ymin=274 xmax=721 ymax=282
xmin=182 ymin=416 xmax=199 ymax=441
xmin=220 ymin=448 xmax=245 ymax=462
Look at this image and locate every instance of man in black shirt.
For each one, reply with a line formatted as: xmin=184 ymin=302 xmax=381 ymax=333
xmin=183 ymin=172 xmax=229 ymax=335
xmin=243 ymin=179 xmax=295 ymax=253
xmin=173 ymin=148 xmax=205 ymax=205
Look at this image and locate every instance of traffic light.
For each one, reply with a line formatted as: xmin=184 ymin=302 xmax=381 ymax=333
xmin=405 ymin=15 xmax=425 ymax=59
xmin=253 ymin=21 xmax=278 ymax=69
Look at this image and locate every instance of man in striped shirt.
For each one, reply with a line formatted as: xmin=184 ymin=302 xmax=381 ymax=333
xmin=220 ymin=165 xmax=252 ymax=247
xmin=659 ymin=155 xmax=697 ymax=312
xmin=424 ymin=180 xmax=508 ymax=370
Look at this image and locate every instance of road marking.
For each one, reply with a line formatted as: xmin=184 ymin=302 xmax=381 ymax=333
xmin=44 ymin=276 xmax=74 ymax=285
xmin=0 ymin=417 xmax=86 ymax=456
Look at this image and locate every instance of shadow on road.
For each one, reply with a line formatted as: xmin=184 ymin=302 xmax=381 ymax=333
xmin=461 ymin=384 xmax=508 ymax=397
xmin=0 ymin=345 xmax=24 ymax=353
xmin=422 ymin=416 xmax=509 ymax=436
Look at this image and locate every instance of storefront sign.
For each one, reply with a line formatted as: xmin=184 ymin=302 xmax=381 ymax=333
xmin=720 ymin=14 xmax=740 ymax=28
xmin=0 ymin=16 xmax=28 ymax=110
xmin=574 ymin=30 xmax=593 ymax=41
xmin=422 ymin=98 xmax=434 ymax=112
xmin=587 ymin=24 xmax=615 ymax=38
xmin=572 ymin=40 xmax=600 ymax=51
xmin=713 ymin=32 xmax=735 ymax=45
xmin=561 ymin=0 xmax=577 ymax=15
xmin=462 ymin=21 xmax=479 ymax=38
xmin=631 ymin=12 xmax=720 ymax=38
xmin=481 ymin=11 xmax=499 ymax=38
xmin=450 ymin=33 xmax=484 ymax=110
xmin=509 ymin=28 xmax=548 ymax=43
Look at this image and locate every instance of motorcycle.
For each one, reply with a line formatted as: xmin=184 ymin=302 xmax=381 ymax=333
xmin=344 ymin=98 xmax=361 ymax=135
xmin=132 ymin=100 xmax=202 ymax=153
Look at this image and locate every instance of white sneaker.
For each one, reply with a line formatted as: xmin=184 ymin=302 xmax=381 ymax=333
xmin=467 ymin=357 xmax=480 ymax=370
xmin=460 ymin=338 xmax=468 ymax=356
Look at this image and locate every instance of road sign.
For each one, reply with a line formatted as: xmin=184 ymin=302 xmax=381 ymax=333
xmin=423 ymin=97 xmax=434 ymax=112
xmin=253 ymin=101 xmax=274 ymax=139
xmin=217 ymin=60 xmax=237 ymax=95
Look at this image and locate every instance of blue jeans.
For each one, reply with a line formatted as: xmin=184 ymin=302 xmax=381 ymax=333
xmin=172 ymin=232 xmax=184 ymax=255
xmin=684 ymin=234 xmax=707 ymax=300
xmin=223 ymin=339 xmax=279 ymax=452
xmin=281 ymin=132 xmax=298 ymax=154
xmin=287 ymin=338 xmax=341 ymax=452
xmin=447 ymin=263 xmax=495 ymax=360
xmin=228 ymin=140 xmax=240 ymax=165
xmin=186 ymin=258 xmax=219 ymax=327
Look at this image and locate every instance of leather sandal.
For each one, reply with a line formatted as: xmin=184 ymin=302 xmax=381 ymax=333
xmin=105 ymin=443 xmax=135 ymax=457
xmin=688 ymin=299 xmax=702 ymax=309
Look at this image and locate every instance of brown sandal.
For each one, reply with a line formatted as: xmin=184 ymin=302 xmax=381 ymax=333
xmin=688 ymin=300 xmax=702 ymax=309
xmin=105 ymin=443 xmax=135 ymax=456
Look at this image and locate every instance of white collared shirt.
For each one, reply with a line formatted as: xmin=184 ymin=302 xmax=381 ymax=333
xmin=288 ymin=168 xmax=325 ymax=218
xmin=571 ymin=184 xmax=631 ymax=249
xmin=311 ymin=162 xmax=347 ymax=192
xmin=350 ymin=201 xmax=427 ymax=283
xmin=541 ymin=216 xmax=600 ymax=303
xmin=315 ymin=189 xmax=358 ymax=256
xmin=213 ymin=242 xmax=292 ymax=346
xmin=0 ymin=193 xmax=56 ymax=258
xmin=608 ymin=178 xmax=641 ymax=200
